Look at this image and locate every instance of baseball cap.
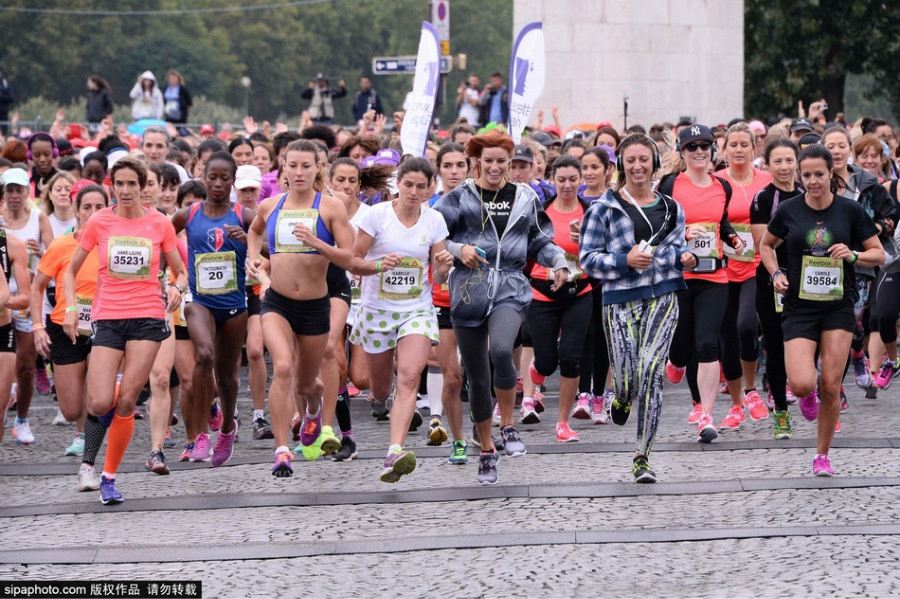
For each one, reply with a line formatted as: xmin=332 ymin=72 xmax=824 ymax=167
xmin=790 ymin=118 xmax=814 ymax=134
xmin=594 ymin=144 xmax=616 ymax=163
xmin=1 ymin=168 xmax=29 ymax=188
xmin=199 ymin=124 xmax=216 ymax=136
xmin=372 ymin=148 xmax=400 ymax=167
xmin=543 ymin=125 xmax=562 ymax=138
xmin=69 ymin=178 xmax=97 ymax=200
xmin=528 ymin=130 xmax=560 ymax=148
xmin=748 ymin=120 xmax=767 ymax=136
xmin=512 ymin=145 xmax=533 ymax=163
xmin=564 ymin=129 xmax=587 ymax=142
xmin=797 ymin=132 xmax=821 ymax=148
xmin=677 ymin=124 xmax=715 ymax=149
xmin=234 ymin=165 xmax=262 ymax=190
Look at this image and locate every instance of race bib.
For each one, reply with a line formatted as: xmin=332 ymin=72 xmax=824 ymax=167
xmin=774 ymin=289 xmax=784 ymax=314
xmin=176 ymin=290 xmax=192 ymax=326
xmin=723 ymin=223 xmax=755 ymax=262
xmin=275 ymin=209 xmax=318 ymax=253
xmin=799 ymin=255 xmax=843 ymax=301
xmin=75 ymin=295 xmax=93 ymax=336
xmin=379 ymin=258 xmax=424 ymax=299
xmin=687 ymin=223 xmax=719 ymax=258
xmin=348 ymin=273 xmax=362 ymax=301
xmin=195 ymin=251 xmax=238 ymax=295
xmin=107 ymin=236 xmax=152 ymax=280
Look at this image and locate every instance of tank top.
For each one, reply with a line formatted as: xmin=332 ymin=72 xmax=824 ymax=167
xmin=265 ymin=192 xmax=335 ymax=255
xmin=49 ymin=213 xmax=77 ymax=238
xmin=185 ymin=201 xmax=248 ymax=310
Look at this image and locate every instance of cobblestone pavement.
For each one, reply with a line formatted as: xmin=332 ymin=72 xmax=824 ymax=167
xmin=1 ymin=375 xmax=899 ymax=598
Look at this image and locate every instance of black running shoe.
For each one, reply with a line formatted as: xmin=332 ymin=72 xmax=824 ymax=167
xmin=332 ymin=436 xmax=358 ymax=462
xmin=609 ymin=393 xmax=631 ymax=425
xmin=408 ymin=409 xmax=423 ymax=432
xmin=371 ymin=399 xmax=390 ymax=421
xmin=253 ymin=417 xmax=274 ymax=440
xmin=632 ymin=455 xmax=656 ymax=483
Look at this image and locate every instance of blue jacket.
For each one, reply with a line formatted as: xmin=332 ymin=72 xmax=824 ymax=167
xmin=579 ymin=189 xmax=688 ymax=305
xmin=436 ymin=180 xmax=567 ymax=326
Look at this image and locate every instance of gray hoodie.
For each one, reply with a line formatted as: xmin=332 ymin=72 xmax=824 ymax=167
xmin=435 ymin=179 xmax=567 ymax=327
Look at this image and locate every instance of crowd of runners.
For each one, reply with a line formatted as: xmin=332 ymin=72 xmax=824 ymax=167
xmin=0 ymin=84 xmax=898 ymax=504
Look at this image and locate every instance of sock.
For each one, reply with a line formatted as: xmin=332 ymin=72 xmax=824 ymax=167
xmin=336 ymin=398 xmax=352 ymax=434
xmin=275 ymin=445 xmax=290 ymax=455
xmin=306 ymin=406 xmax=320 ymax=419
xmin=101 ymin=413 xmax=135 ymax=477
xmin=426 ymin=367 xmax=444 ymax=417
xmin=388 ymin=444 xmax=402 ymax=455
xmin=253 ymin=409 xmax=264 ymax=421
xmin=82 ymin=415 xmax=106 ymax=467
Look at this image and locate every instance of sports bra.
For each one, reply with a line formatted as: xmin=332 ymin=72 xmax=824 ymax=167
xmin=265 ymin=192 xmax=335 ymax=255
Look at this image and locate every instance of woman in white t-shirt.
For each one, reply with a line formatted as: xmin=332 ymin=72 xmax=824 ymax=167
xmin=349 ymin=157 xmax=453 ymax=483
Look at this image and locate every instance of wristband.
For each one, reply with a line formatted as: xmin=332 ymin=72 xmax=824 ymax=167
xmin=375 ymin=260 xmax=383 ymax=273
xmin=65 ymin=305 xmax=77 ymax=313
xmin=32 ymin=323 xmax=45 ymax=331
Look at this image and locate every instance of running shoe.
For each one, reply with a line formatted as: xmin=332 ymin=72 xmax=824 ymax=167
xmin=35 ymin=367 xmax=52 ymax=395
xmin=319 ymin=425 xmax=341 ymax=456
xmin=170 ymin=413 xmax=179 ymax=426
xmin=718 ymin=381 xmax=729 ymax=395
xmin=65 ymin=434 xmax=85 ymax=456
xmin=211 ymin=424 xmax=237 ymax=467
xmin=12 ymin=418 xmax=34 ymax=445
xmin=133 ymin=406 xmax=145 ymax=420
xmin=77 ymin=463 xmax=100 ymax=492
xmin=666 ymin=361 xmax=685 ymax=384
xmin=772 ymin=410 xmax=793 ymax=440
xmin=470 ymin=423 xmax=505 ymax=452
xmin=866 ymin=384 xmax=878 ymax=400
xmin=271 ymin=449 xmax=294 ymax=478
xmin=427 ymin=418 xmax=448 ymax=446
xmin=515 ymin=376 xmax=524 ymax=405
xmin=332 ymin=436 xmax=358 ymax=462
xmin=798 ymin=390 xmax=819 ymax=421
xmin=835 ymin=419 xmax=841 ymax=433
xmin=492 ymin=403 xmax=501 ymax=426
xmin=529 ymin=362 xmax=545 ymax=386
xmin=812 ymin=454 xmax=834 ymax=477
xmin=744 ymin=390 xmax=769 ymax=421
xmin=347 ymin=383 xmax=361 ymax=398
xmin=765 ymin=392 xmax=775 ymax=411
xmin=632 ymin=455 xmax=657 ymax=483
xmin=52 ymin=407 xmax=68 ymax=426
xmin=840 ymin=387 xmax=849 ymax=413
xmin=370 ymin=399 xmax=390 ymax=421
xmin=379 ymin=448 xmax=416 ymax=483
xmin=253 ymin=416 xmax=274 ymax=440
xmin=687 ymin=403 xmax=703 ymax=424
xmin=500 ymin=425 xmax=526 ymax=457
xmin=591 ymin=392 xmax=611 ymax=425
xmin=533 ymin=388 xmax=545 ymax=412
xmin=145 ymin=449 xmax=170 ymax=475
xmin=609 ymin=393 xmax=631 ymax=426
xmin=785 ymin=386 xmax=797 ymax=404
xmin=179 ymin=443 xmax=194 ymax=462
xmin=719 ymin=405 xmax=745 ymax=430
xmin=409 ymin=409 xmax=423 ymax=432
xmin=874 ymin=358 xmax=900 ymax=390
xmin=448 ymin=439 xmax=468 ymax=465
xmin=208 ymin=402 xmax=223 ymax=432
xmin=852 ymin=352 xmax=871 ymax=389
xmin=99 ymin=475 xmax=123 ymax=505
xmin=190 ymin=432 xmax=211 ymax=462
xmin=290 ymin=413 xmax=302 ymax=440
xmin=555 ymin=421 xmax=579 ymax=443
xmin=519 ymin=397 xmax=540 ymax=425
xmin=300 ymin=411 xmax=322 ymax=447
xmin=696 ymin=413 xmax=718 ymax=443
xmin=163 ymin=426 xmax=176 ymax=449
xmin=571 ymin=393 xmax=592 ymax=420
xmin=415 ymin=394 xmax=429 ymax=410
xmin=477 ymin=452 xmax=499 ymax=486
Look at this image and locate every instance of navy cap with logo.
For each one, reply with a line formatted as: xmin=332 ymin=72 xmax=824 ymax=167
xmin=677 ymin=124 xmax=715 ymax=149
xmin=512 ymin=144 xmax=534 ymax=163
xmin=790 ymin=118 xmax=814 ymax=134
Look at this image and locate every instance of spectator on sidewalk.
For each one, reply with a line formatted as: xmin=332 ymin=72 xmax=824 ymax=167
xmin=85 ymin=76 xmax=114 ymax=130
xmin=162 ymin=70 xmax=193 ymax=127
xmin=301 ymin=73 xmax=347 ymax=125
xmin=479 ymin=72 xmax=509 ymax=126
xmin=456 ymin=74 xmax=481 ymax=127
xmin=351 ymin=76 xmax=384 ymax=123
xmin=129 ymin=71 xmax=164 ymax=121
xmin=0 ymin=68 xmax=14 ymax=136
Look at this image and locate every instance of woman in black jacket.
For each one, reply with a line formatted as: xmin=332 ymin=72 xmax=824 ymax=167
xmin=85 ymin=76 xmax=113 ymax=128
xmin=162 ymin=70 xmax=193 ymax=125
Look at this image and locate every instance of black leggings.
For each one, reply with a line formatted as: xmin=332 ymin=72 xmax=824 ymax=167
xmin=454 ymin=306 xmax=522 ymax=423
xmin=720 ymin=278 xmax=760 ymax=381
xmin=580 ymin=284 xmax=610 ymax=394
xmin=670 ymin=280 xmax=729 ymax=365
xmin=528 ymin=293 xmax=592 ymax=379
xmin=873 ymin=270 xmax=900 ymax=344
xmin=756 ymin=268 xmax=787 ymax=411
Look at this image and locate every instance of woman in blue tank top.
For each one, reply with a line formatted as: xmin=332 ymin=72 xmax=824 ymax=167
xmin=172 ymin=151 xmax=254 ymax=468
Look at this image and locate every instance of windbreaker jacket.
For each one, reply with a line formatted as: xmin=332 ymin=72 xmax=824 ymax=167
xmin=579 ymin=189 xmax=688 ymax=305
xmin=435 ymin=179 xmax=567 ymax=326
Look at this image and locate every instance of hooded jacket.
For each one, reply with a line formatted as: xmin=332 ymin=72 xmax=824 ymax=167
xmin=435 ymin=179 xmax=567 ymax=326
xmin=129 ymin=71 xmax=164 ymax=120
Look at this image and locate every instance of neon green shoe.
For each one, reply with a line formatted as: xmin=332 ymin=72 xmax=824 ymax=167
xmin=319 ymin=425 xmax=341 ymax=456
xmin=448 ymin=439 xmax=468 ymax=465
xmin=772 ymin=410 xmax=793 ymax=440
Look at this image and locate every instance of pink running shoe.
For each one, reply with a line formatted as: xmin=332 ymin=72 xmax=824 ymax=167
xmin=519 ymin=397 xmax=540 ymax=425
xmin=591 ymin=392 xmax=610 ymax=425
xmin=874 ymin=359 xmax=900 ymax=390
xmin=533 ymin=389 xmax=545 ymax=413
xmin=719 ymin=405 xmax=745 ymax=430
xmin=697 ymin=413 xmax=718 ymax=443
xmin=555 ymin=421 xmax=579 ymax=443
xmin=529 ymin=362 xmax=545 ymax=386
xmin=190 ymin=432 xmax=211 ymax=462
xmin=687 ymin=403 xmax=703 ymax=424
xmin=211 ymin=423 xmax=237 ymax=467
xmin=35 ymin=367 xmax=52 ymax=395
xmin=798 ymin=390 xmax=819 ymax=421
xmin=744 ymin=390 xmax=769 ymax=421
xmin=208 ymin=402 xmax=223 ymax=432
xmin=666 ymin=361 xmax=685 ymax=384
xmin=785 ymin=387 xmax=798 ymax=404
xmin=571 ymin=393 xmax=592 ymax=420
xmin=812 ymin=454 xmax=834 ymax=477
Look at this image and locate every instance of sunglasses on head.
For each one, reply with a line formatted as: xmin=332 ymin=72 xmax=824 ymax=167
xmin=684 ymin=142 xmax=712 ymax=152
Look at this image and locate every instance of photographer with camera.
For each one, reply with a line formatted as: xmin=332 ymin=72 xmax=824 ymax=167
xmin=301 ymin=73 xmax=347 ymax=125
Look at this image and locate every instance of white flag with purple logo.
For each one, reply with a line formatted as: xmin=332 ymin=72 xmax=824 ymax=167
xmin=400 ymin=21 xmax=441 ymax=157
xmin=508 ymin=22 xmax=545 ymax=144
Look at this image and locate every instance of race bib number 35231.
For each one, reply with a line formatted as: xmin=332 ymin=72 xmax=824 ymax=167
xmin=108 ymin=236 xmax=152 ymax=280
xmin=379 ymin=258 xmax=424 ymax=300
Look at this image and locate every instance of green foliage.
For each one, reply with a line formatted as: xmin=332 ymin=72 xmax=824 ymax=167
xmin=745 ymin=0 xmax=900 ymax=123
xmin=0 ymin=0 xmax=513 ymax=125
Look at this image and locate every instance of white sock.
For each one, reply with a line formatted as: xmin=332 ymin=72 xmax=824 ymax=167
xmin=426 ymin=367 xmax=444 ymax=417
xmin=253 ymin=409 xmax=264 ymax=421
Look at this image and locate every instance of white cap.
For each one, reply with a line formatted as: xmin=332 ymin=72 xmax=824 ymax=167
xmin=234 ymin=164 xmax=262 ymax=190
xmin=1 ymin=168 xmax=29 ymax=188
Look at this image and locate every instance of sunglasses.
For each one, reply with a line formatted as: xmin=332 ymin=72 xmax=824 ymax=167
xmin=684 ymin=142 xmax=712 ymax=152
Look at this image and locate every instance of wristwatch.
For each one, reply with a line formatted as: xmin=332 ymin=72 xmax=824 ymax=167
xmin=174 ymin=284 xmax=187 ymax=295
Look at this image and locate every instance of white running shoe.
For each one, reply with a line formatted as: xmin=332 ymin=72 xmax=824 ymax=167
xmin=52 ymin=407 xmax=69 ymax=426
xmin=12 ymin=419 xmax=35 ymax=445
xmin=77 ymin=463 xmax=100 ymax=492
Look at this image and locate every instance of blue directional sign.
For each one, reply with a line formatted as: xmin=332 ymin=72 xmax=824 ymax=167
xmin=373 ymin=55 xmax=452 ymax=75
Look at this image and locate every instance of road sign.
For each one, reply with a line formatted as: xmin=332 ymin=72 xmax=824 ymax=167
xmin=432 ymin=0 xmax=450 ymax=47
xmin=372 ymin=55 xmax=451 ymax=75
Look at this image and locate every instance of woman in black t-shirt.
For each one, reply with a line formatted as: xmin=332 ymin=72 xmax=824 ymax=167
xmin=760 ymin=145 xmax=884 ymax=478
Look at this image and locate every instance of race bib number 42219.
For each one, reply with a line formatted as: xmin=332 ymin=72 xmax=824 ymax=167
xmin=379 ymin=258 xmax=424 ymax=300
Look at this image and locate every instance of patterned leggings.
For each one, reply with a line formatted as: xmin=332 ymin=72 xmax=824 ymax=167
xmin=603 ymin=292 xmax=679 ymax=457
